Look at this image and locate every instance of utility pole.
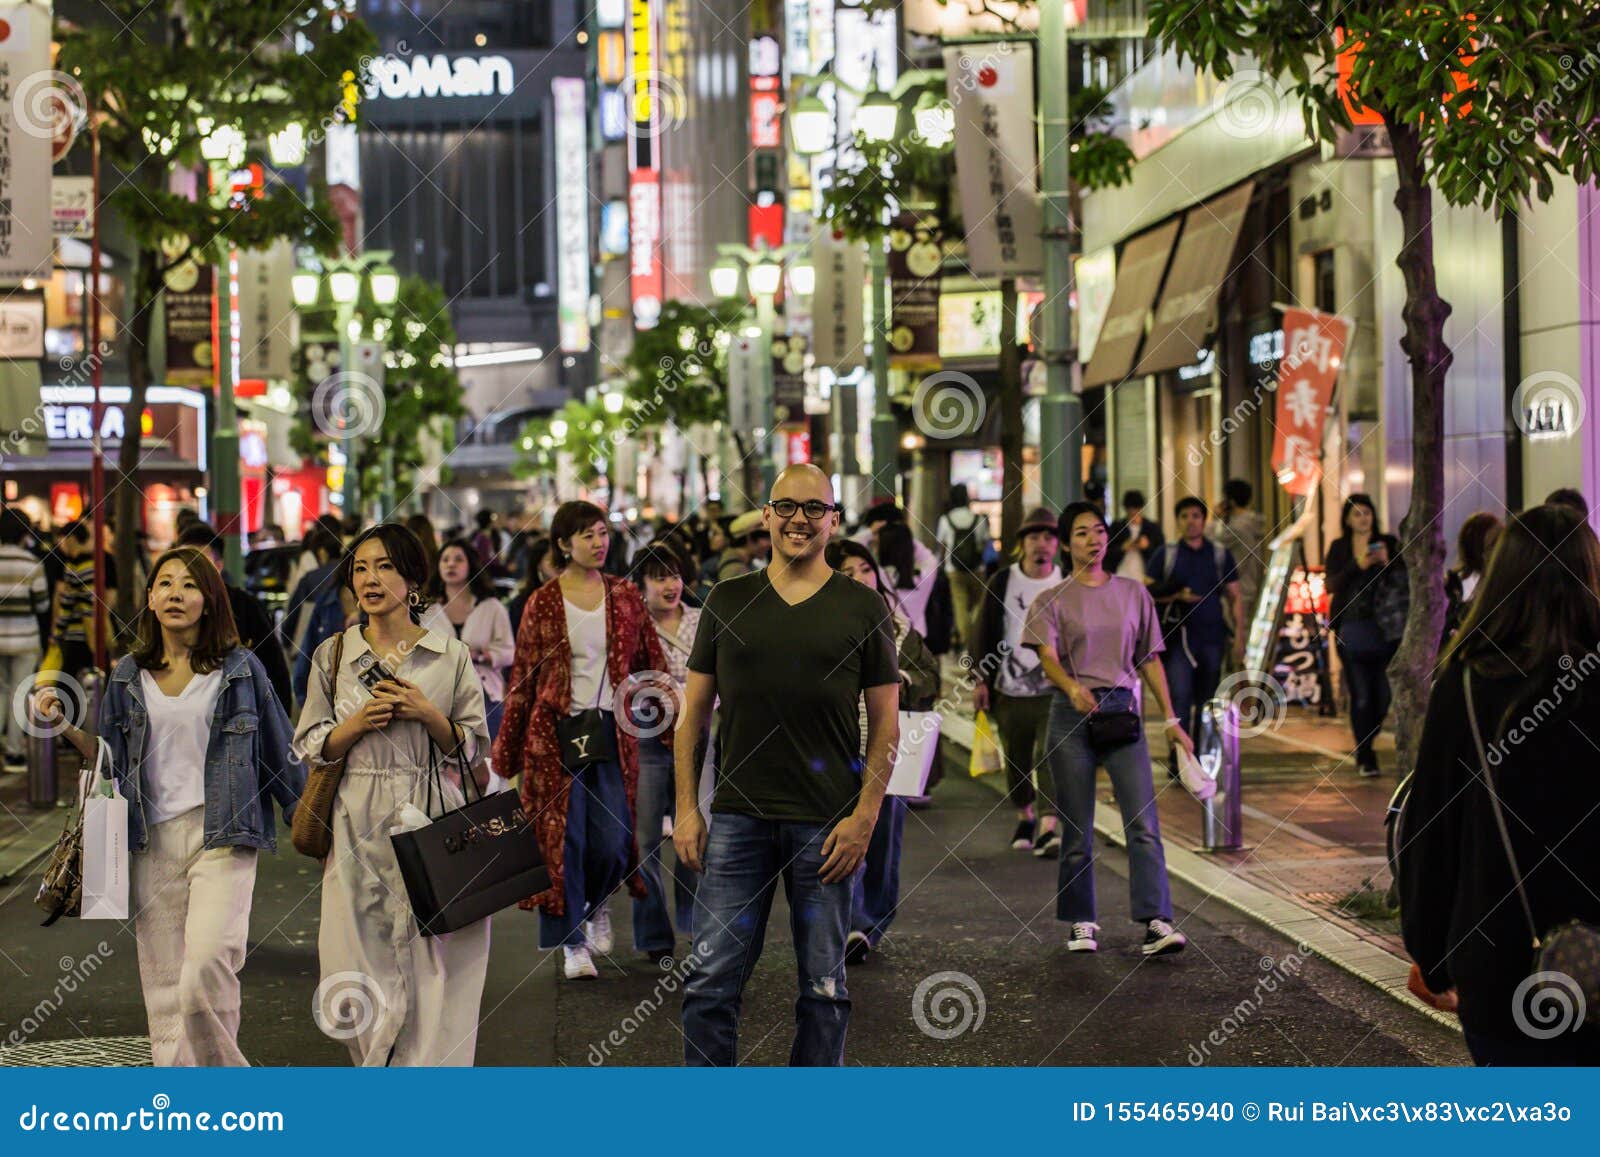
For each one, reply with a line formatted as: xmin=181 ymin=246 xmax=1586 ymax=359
xmin=213 ymin=256 xmax=242 ymax=582
xmin=868 ymin=232 xmax=897 ymax=502
xmin=1037 ymin=0 xmax=1083 ymax=508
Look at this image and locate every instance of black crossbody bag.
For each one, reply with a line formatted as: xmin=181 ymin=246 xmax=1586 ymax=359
xmin=556 ymin=643 xmax=617 ymax=771
xmin=1065 ymin=640 xmax=1142 ymax=754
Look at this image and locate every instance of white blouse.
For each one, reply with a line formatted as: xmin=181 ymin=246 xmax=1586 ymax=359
xmin=140 ymin=667 xmax=224 ymax=826
xmin=419 ymin=597 xmax=516 ymax=702
xmin=564 ymin=597 xmax=614 ymax=714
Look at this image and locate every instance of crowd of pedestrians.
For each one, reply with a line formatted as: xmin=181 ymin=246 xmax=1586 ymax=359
xmin=2 ymin=471 xmax=1596 ymax=1069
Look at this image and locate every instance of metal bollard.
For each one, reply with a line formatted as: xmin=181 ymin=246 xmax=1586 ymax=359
xmin=1197 ymin=696 xmax=1243 ymax=850
xmin=25 ymin=724 xmax=56 ymax=810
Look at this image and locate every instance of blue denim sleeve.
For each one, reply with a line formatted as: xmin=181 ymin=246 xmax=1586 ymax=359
xmin=251 ymin=652 xmax=306 ymax=826
xmin=96 ymin=673 xmax=130 ymax=794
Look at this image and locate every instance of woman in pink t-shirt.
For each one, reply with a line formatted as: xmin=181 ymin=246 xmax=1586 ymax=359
xmin=1021 ymin=502 xmax=1194 ymax=959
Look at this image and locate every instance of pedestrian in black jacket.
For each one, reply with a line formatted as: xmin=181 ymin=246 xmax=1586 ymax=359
xmin=1325 ymin=494 xmax=1403 ymax=776
xmin=1400 ymin=503 xmax=1600 ymax=1066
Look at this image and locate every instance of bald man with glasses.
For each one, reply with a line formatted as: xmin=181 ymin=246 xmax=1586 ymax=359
xmin=674 ymin=465 xmax=900 ymax=1066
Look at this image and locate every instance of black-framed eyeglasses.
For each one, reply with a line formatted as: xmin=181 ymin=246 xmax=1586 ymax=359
xmin=766 ymin=499 xmax=842 ymax=521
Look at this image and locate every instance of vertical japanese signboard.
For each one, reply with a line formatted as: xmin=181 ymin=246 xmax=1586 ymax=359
xmin=944 ymin=43 xmax=1042 ymax=276
xmin=888 ymin=211 xmax=942 ymax=368
xmin=553 ymin=77 xmax=591 ymax=352
xmin=0 ymin=3 xmax=53 ymax=282
xmin=812 ymin=229 xmax=864 ymax=372
xmin=164 ymin=262 xmax=216 ymax=388
xmin=627 ymin=0 xmax=662 ymax=328
xmin=236 ymin=241 xmax=296 ymax=381
xmin=1271 ymin=307 xmax=1353 ymax=495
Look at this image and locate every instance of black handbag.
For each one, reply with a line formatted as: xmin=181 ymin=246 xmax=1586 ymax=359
xmin=391 ymin=732 xmax=551 ymax=937
xmin=555 ymin=708 xmax=618 ymax=771
xmin=1465 ymin=671 xmax=1600 ymax=1029
xmin=1066 ymin=649 xmax=1142 ymax=755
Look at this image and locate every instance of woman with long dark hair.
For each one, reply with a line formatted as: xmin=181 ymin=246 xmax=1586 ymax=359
xmin=1325 ymin=494 xmax=1403 ymax=777
xmin=293 ymin=523 xmax=491 ymax=1065
xmin=1443 ymin=512 xmax=1502 ymax=643
xmin=509 ymin=537 xmax=557 ymax=637
xmin=422 ymin=537 xmax=516 ymax=740
xmin=873 ymin=521 xmax=937 ymax=640
xmin=494 ymin=500 xmax=667 ymax=980
xmin=42 ymin=547 xmax=303 ymax=1066
xmin=1401 ymin=504 xmax=1600 ymax=1065
xmin=824 ymin=538 xmax=940 ymax=964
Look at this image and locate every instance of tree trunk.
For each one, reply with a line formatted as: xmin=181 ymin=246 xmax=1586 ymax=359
xmin=998 ymin=277 xmax=1025 ymax=540
xmin=1383 ymin=119 xmax=1453 ymax=779
xmin=111 ymin=247 xmax=160 ymax=636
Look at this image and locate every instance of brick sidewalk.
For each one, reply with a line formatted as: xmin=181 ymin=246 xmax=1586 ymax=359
xmin=938 ymin=657 xmax=1408 ymax=962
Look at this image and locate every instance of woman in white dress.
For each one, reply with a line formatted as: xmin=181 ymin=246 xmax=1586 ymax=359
xmin=421 ymin=537 xmax=516 ymax=740
xmin=294 ymin=523 xmax=490 ymax=1066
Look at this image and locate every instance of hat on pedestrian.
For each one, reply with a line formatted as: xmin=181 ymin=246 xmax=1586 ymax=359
xmin=729 ymin=510 xmax=767 ymax=541
xmin=1015 ymin=506 xmax=1058 ymax=540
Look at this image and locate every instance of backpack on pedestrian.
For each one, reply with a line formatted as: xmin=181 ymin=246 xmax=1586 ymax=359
xmin=948 ymin=513 xmax=986 ymax=573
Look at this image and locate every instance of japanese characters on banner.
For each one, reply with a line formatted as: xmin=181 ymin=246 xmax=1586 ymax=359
xmin=627 ymin=0 xmax=662 ymax=328
xmin=812 ymin=229 xmax=864 ymax=372
xmin=725 ymin=330 xmax=764 ymax=433
xmin=888 ymin=211 xmax=942 ymax=369
xmin=163 ymin=261 xmax=216 ymax=388
xmin=552 ymin=77 xmax=591 ymax=352
xmin=1272 ymin=566 xmax=1333 ymax=708
xmin=944 ymin=43 xmax=1042 ymax=276
xmin=0 ymin=3 xmax=53 ymax=282
xmin=1271 ymin=307 xmax=1353 ymax=495
xmin=51 ymin=175 xmax=93 ymax=237
xmin=236 ymin=241 xmax=297 ymax=381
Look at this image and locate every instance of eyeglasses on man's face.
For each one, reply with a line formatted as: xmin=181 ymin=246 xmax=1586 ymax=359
xmin=766 ymin=499 xmax=842 ymax=521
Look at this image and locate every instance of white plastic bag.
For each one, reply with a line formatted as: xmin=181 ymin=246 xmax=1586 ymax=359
xmin=1175 ymin=747 xmax=1216 ymax=802
xmin=80 ymin=740 xmax=129 ymax=920
xmin=889 ymin=711 xmax=943 ymax=797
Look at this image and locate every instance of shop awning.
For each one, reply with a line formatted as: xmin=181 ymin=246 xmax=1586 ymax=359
xmin=1081 ymin=218 xmax=1181 ymax=389
xmin=1134 ymin=180 xmax=1255 ymax=377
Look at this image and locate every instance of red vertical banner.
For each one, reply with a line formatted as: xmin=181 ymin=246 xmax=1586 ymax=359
xmin=627 ymin=0 xmax=662 ymax=328
xmin=1271 ymin=307 xmax=1353 ymax=496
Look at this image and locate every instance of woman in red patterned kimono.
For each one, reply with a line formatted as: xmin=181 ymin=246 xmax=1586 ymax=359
xmin=493 ymin=500 xmax=667 ymax=980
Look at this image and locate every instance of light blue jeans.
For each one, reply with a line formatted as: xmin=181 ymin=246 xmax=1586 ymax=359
xmin=1045 ymin=688 xmax=1173 ymax=925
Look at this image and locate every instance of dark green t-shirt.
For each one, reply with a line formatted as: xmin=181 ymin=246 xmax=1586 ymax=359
xmin=689 ymin=569 xmax=899 ymax=823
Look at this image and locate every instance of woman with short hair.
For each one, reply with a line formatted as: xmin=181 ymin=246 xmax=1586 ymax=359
xmin=494 ymin=500 xmax=668 ymax=980
xmin=422 ymin=537 xmax=516 ymax=740
xmin=294 ymin=523 xmax=491 ymax=1065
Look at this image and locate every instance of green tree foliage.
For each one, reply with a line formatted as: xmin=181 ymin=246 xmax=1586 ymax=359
xmin=514 ymin=398 xmax=624 ymax=494
xmin=57 ymin=2 xmax=375 ymax=622
xmin=1145 ymin=0 xmax=1600 ymax=776
xmin=289 ymin=276 xmax=463 ymax=503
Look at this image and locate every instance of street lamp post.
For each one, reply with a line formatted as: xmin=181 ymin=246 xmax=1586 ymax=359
xmin=1038 ymin=0 xmax=1083 ymax=508
xmin=213 ymin=255 xmax=243 ymax=582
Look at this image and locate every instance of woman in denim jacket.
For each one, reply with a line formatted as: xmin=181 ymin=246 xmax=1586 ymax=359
xmin=43 ymin=546 xmax=304 ymax=1066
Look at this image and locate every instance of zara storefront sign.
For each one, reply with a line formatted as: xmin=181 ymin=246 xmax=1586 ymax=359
xmin=365 ymin=54 xmax=514 ymax=101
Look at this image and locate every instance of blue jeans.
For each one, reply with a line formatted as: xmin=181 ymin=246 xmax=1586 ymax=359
xmin=485 ymin=697 xmax=504 ymax=742
xmin=682 ymin=812 xmax=852 ymax=1066
xmin=1046 ymin=690 xmax=1173 ymax=925
xmin=538 ymin=754 xmax=634 ymax=950
xmin=1163 ymin=634 xmax=1224 ymax=742
xmin=1336 ymin=642 xmax=1394 ymax=768
xmin=850 ymin=796 xmax=905 ymax=947
xmin=632 ymin=734 xmax=698 ymax=952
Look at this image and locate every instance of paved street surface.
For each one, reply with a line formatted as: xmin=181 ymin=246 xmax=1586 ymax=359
xmin=0 ymin=754 xmax=1463 ymax=1067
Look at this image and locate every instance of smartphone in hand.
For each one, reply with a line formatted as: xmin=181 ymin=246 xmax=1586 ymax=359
xmin=355 ymin=652 xmax=396 ymax=692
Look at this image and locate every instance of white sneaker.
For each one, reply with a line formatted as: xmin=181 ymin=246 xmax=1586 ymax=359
xmin=1142 ymin=918 xmax=1188 ymax=956
xmin=1067 ymin=922 xmax=1100 ymax=952
xmin=583 ymin=906 xmax=614 ymax=954
xmin=562 ymin=945 xmax=598 ymax=979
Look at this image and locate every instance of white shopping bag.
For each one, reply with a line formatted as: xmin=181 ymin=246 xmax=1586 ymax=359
xmin=1176 ymin=747 xmax=1217 ymax=802
xmin=888 ymin=711 xmax=943 ymax=797
xmin=80 ymin=740 xmax=129 ymax=920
